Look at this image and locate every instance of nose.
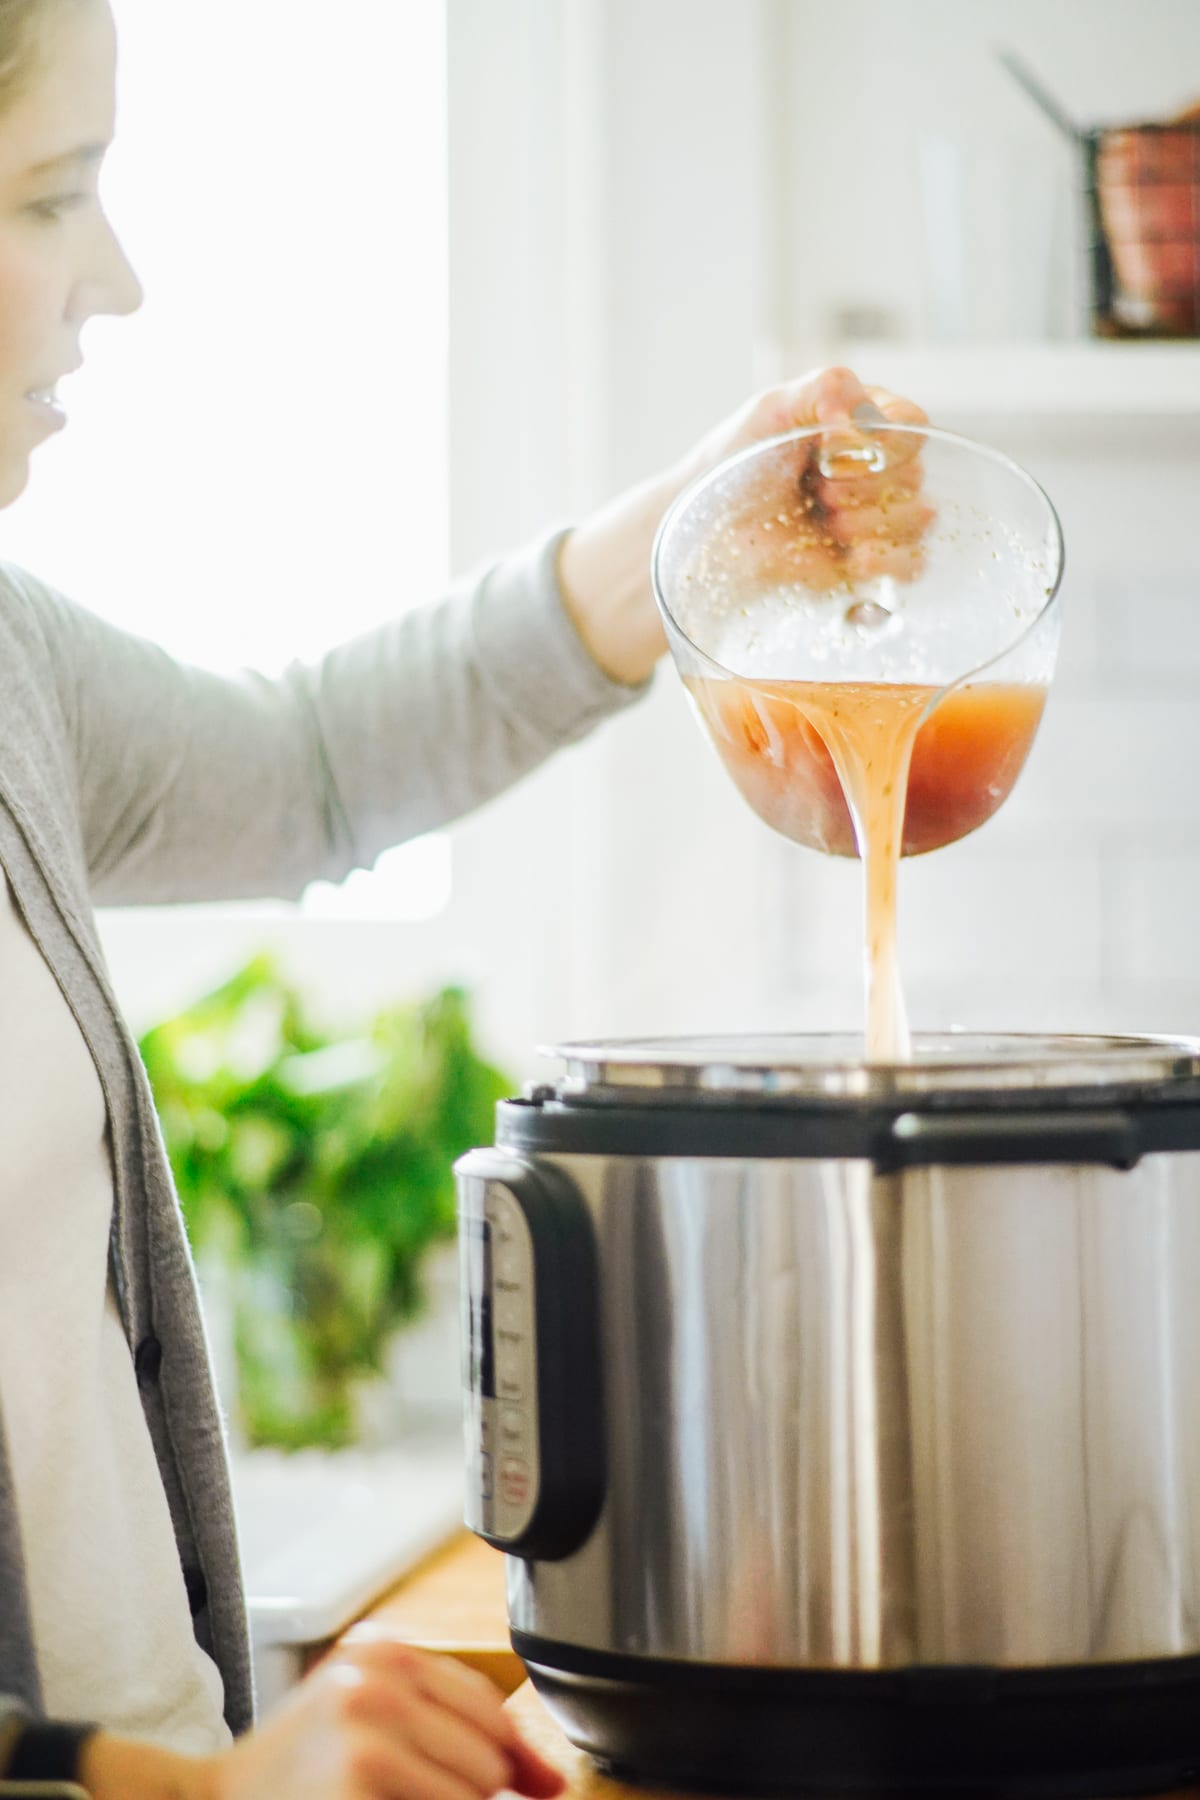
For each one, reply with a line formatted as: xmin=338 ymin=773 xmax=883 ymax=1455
xmin=68 ymin=204 xmax=144 ymax=323
xmin=104 ymin=228 xmax=144 ymax=318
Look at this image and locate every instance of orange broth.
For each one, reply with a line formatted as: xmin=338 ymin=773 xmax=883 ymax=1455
xmin=686 ymin=677 xmax=1046 ymax=1057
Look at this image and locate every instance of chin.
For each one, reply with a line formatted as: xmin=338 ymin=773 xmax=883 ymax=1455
xmin=0 ymin=458 xmax=32 ymax=509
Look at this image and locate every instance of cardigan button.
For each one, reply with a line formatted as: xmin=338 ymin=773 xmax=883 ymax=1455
xmin=134 ymin=1335 xmax=163 ymax=1387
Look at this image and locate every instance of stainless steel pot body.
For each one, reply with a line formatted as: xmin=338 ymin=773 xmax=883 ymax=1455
xmin=456 ymin=1035 xmax=1200 ymax=1675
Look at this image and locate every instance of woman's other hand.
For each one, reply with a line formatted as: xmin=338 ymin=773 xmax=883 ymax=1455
xmin=81 ymin=1636 xmax=565 ymax=1800
xmin=211 ymin=1636 xmax=565 ymax=1800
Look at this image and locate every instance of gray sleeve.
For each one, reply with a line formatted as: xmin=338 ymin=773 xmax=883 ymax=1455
xmin=24 ymin=529 xmax=647 ymax=906
xmin=0 ymin=1439 xmax=38 ymax=1747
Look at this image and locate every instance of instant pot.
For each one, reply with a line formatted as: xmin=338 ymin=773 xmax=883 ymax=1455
xmin=455 ymin=1033 xmax=1200 ymax=1795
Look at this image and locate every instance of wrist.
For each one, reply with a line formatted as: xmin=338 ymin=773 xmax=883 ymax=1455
xmin=3 ymin=1719 xmax=100 ymax=1795
xmin=557 ymin=463 xmax=683 ymax=687
xmin=78 ymin=1732 xmax=218 ymax=1800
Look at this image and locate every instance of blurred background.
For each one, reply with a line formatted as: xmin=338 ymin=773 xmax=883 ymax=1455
xmin=3 ymin=0 xmax=1199 ymax=1446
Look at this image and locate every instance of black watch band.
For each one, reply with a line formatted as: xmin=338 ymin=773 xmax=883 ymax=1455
xmin=5 ymin=1721 xmax=98 ymax=1784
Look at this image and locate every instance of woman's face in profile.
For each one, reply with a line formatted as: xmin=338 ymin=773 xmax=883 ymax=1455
xmin=0 ymin=0 xmax=141 ymax=506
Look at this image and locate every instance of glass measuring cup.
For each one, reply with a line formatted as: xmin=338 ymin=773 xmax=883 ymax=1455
xmin=651 ymin=419 xmax=1064 ymax=1057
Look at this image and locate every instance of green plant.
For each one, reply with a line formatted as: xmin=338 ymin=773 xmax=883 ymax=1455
xmin=138 ymin=956 xmax=512 ymax=1450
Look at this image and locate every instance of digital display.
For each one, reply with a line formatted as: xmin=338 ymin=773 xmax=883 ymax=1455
xmin=464 ymin=1217 xmax=495 ymax=1399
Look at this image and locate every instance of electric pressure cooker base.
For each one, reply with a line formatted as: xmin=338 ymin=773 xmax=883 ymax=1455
xmin=515 ymin=1636 xmax=1200 ymax=1798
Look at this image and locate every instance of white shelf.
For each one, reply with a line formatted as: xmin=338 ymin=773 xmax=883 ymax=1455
xmin=764 ymin=341 xmax=1200 ymax=421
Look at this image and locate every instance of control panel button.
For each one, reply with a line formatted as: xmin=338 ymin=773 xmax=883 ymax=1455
xmin=487 ymin=1196 xmax=518 ymax=1235
xmin=495 ymin=1336 xmax=524 ymax=1400
xmin=499 ymin=1456 xmax=532 ymax=1508
xmin=495 ymin=1299 xmax=523 ymax=1333
xmin=500 ymin=1408 xmax=524 ymax=1448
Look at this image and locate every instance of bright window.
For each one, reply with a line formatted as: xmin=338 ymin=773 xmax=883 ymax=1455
xmin=1 ymin=0 xmax=451 ymax=920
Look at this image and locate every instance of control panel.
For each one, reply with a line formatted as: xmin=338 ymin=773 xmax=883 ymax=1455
xmin=455 ymin=1150 xmax=605 ymax=1562
xmin=461 ymin=1176 xmax=541 ymax=1542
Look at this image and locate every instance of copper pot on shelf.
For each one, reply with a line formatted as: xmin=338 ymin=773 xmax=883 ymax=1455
xmin=1000 ymin=54 xmax=1199 ymax=339
xmin=1091 ymin=107 xmax=1200 ymax=337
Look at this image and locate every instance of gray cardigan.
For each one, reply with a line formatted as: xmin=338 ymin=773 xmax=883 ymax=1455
xmin=0 ymin=531 xmax=641 ymax=1745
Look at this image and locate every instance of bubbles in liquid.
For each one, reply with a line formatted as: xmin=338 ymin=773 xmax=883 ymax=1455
xmin=672 ymin=498 xmax=1055 ymax=690
xmin=845 ymin=599 xmax=895 ymax=631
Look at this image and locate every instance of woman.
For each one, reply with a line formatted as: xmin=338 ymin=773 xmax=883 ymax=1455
xmin=0 ymin=0 xmax=927 ymax=1794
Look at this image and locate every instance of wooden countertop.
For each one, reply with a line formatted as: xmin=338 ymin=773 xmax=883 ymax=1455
xmin=331 ymin=1528 xmax=524 ymax=1694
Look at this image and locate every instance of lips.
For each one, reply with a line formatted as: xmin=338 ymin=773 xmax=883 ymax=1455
xmin=24 ymin=362 xmax=79 ymax=426
xmin=25 ymin=386 xmax=65 ymax=421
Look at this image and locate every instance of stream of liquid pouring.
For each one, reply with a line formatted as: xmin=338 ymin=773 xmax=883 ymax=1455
xmin=789 ymin=684 xmax=930 ymax=1060
xmin=684 ymin=676 xmax=1049 ymax=1062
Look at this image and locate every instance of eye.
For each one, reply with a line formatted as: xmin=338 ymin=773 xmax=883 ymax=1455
xmin=27 ymin=192 xmax=89 ymax=223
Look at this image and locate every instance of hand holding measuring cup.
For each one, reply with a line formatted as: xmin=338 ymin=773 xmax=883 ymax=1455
xmin=674 ymin=367 xmax=934 ymax=595
xmin=555 ymin=367 xmax=931 ymax=687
